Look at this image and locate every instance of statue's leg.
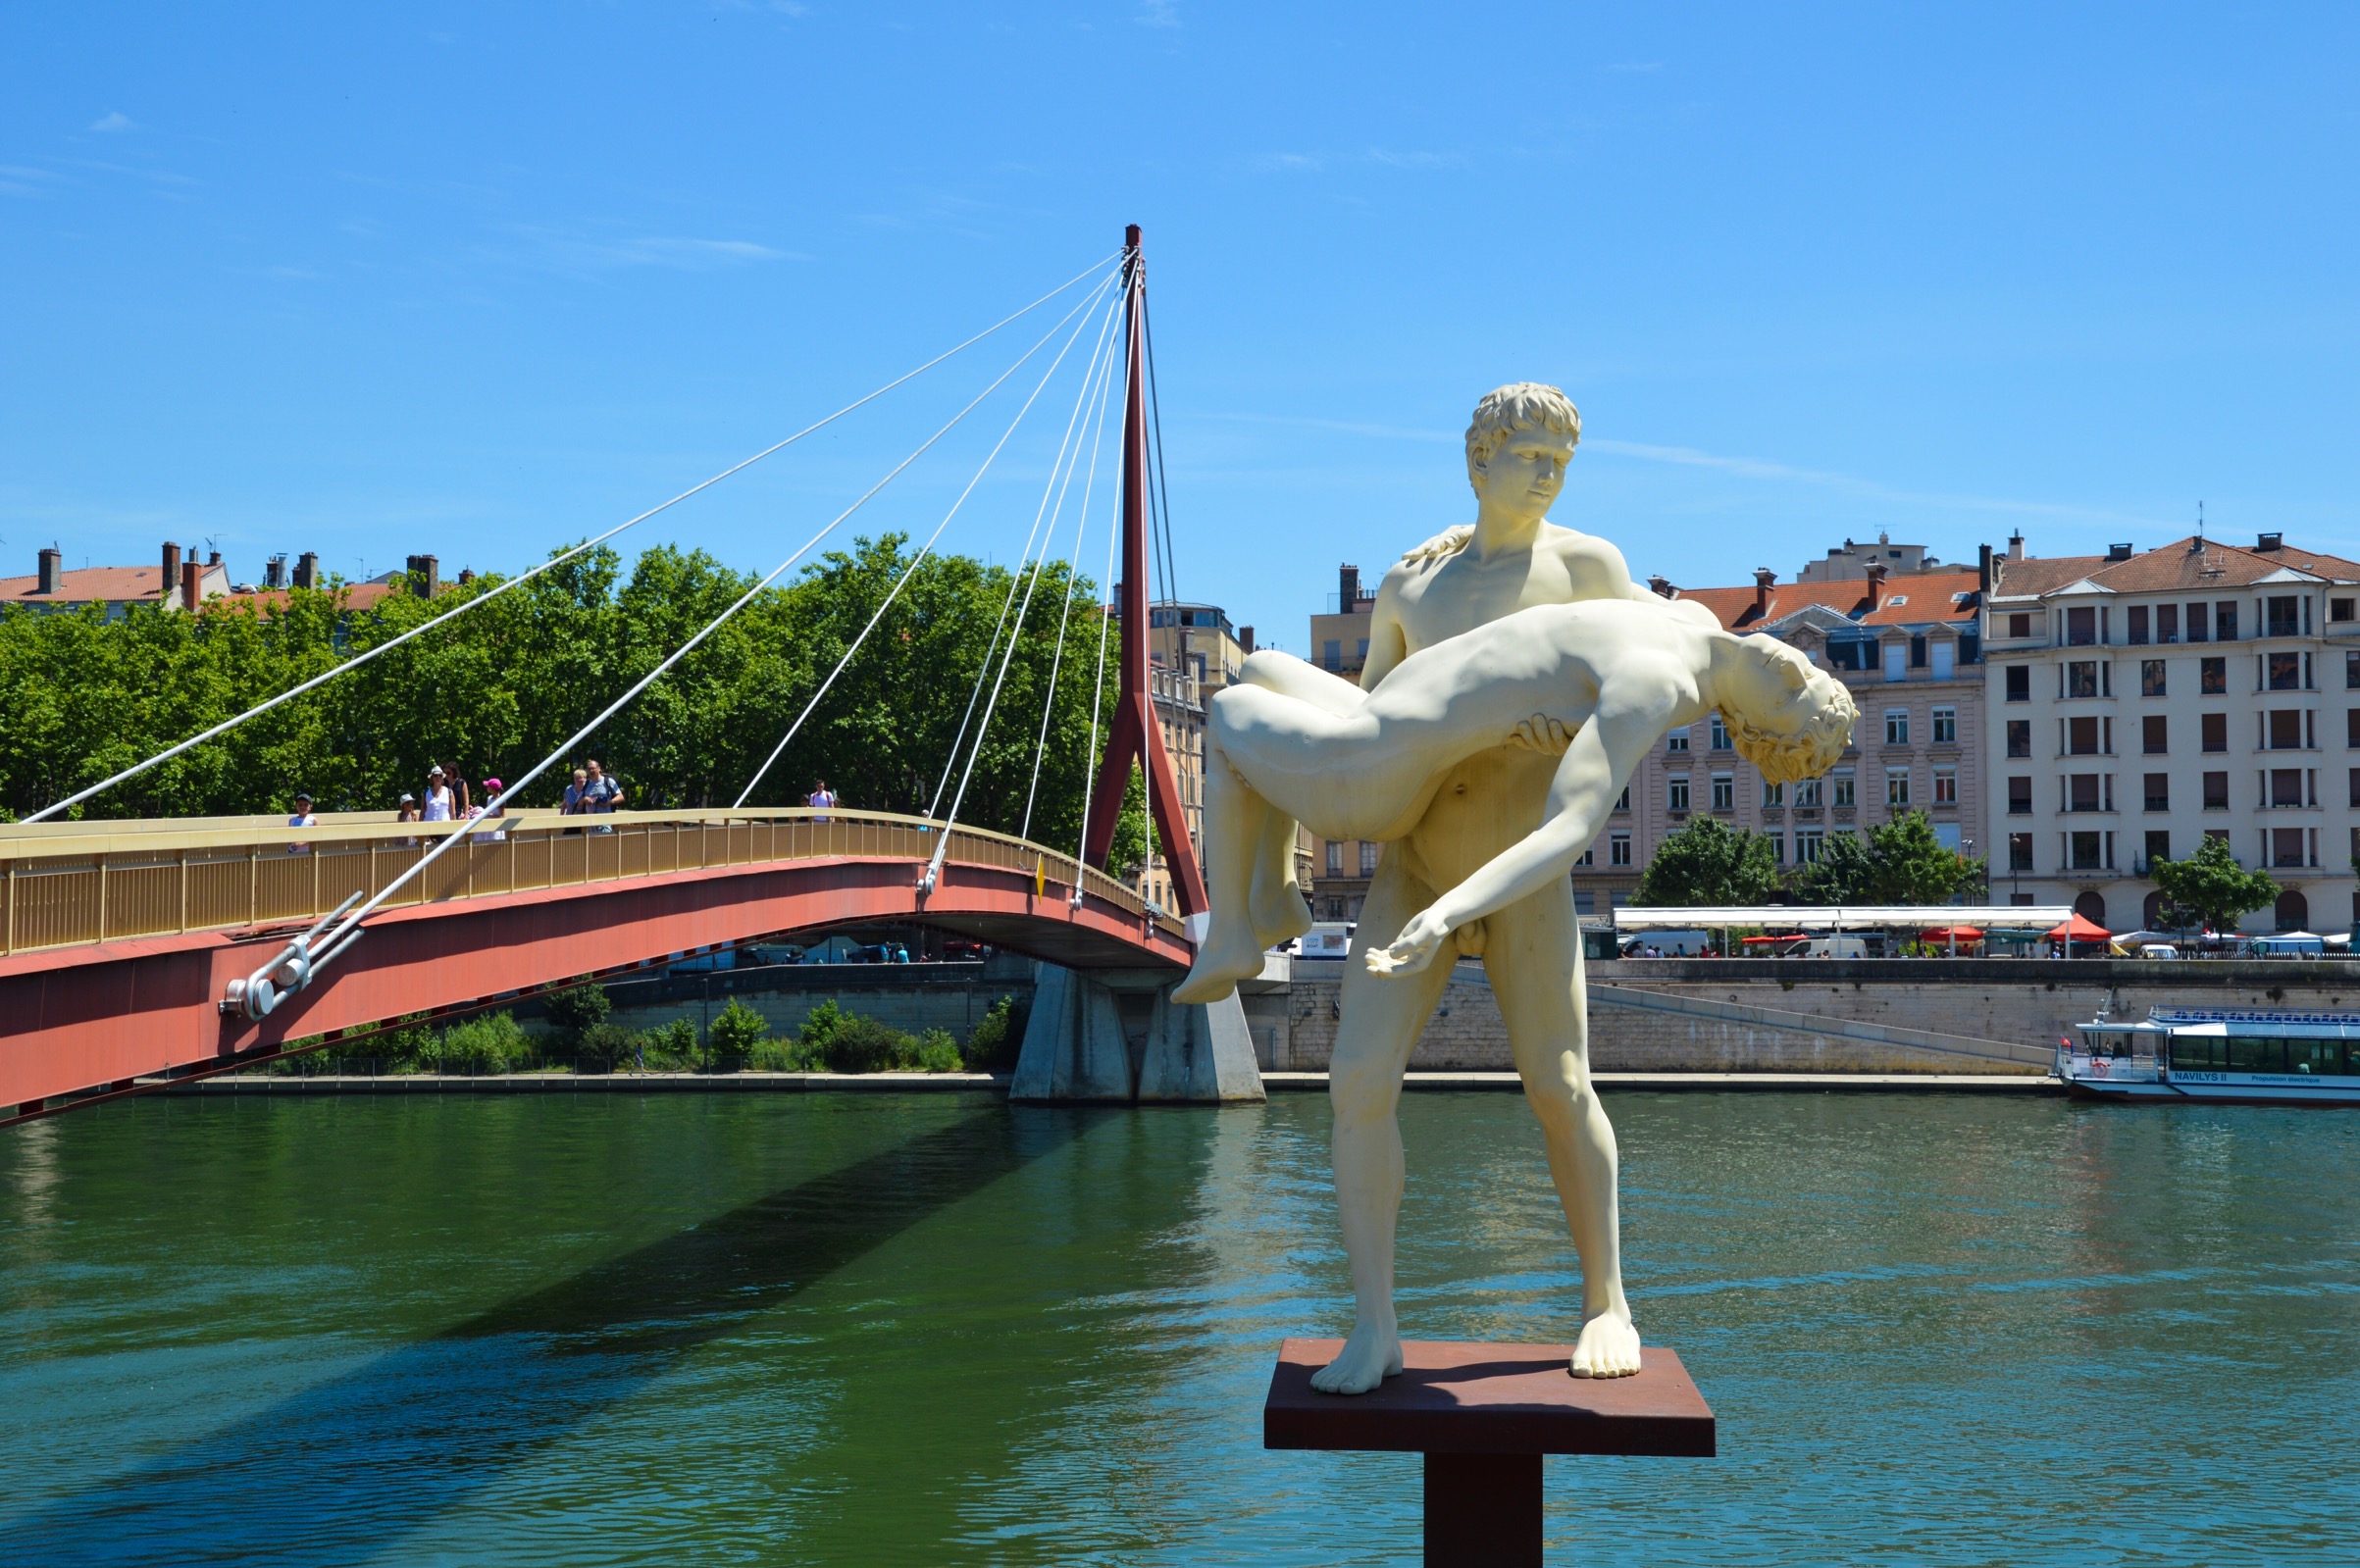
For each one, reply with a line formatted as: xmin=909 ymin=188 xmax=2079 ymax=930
xmin=1173 ymin=745 xmax=1279 ymax=1005
xmin=1484 ymin=885 xmax=1641 ymax=1378
xmin=1311 ymin=853 xmax=1456 ymax=1395
xmin=1247 ymin=805 xmax=1313 ymax=951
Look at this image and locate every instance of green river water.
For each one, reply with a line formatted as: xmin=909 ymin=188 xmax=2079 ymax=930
xmin=1 ymin=1089 xmax=2354 ymax=1565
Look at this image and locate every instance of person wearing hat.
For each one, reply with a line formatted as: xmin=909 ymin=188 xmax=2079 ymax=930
xmin=394 ymin=790 xmax=422 ymax=845
xmin=422 ymin=766 xmax=456 ymax=823
xmin=286 ymin=791 xmax=318 ymax=855
xmin=470 ymin=777 xmax=509 ymax=842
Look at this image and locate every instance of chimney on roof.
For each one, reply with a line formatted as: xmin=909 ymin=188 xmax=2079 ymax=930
xmin=1338 ymin=564 xmax=1360 ymax=610
xmin=457 ymin=568 xmax=474 ymax=585
xmin=1865 ymin=561 xmax=1888 ymax=611
xmin=1647 ymin=575 xmax=1677 ymax=598
xmin=264 ymin=554 xmax=287 ymax=590
xmin=2107 ymin=542 xmax=2134 ymax=562
xmin=36 ymin=546 xmax=61 ymax=595
xmin=1978 ymin=542 xmax=1993 ymax=595
xmin=2256 ymin=531 xmax=2283 ymax=552
xmin=406 ymin=553 xmax=440 ymax=598
xmin=1239 ymin=624 xmax=1256 ymax=654
xmin=206 ymin=549 xmax=221 ymax=568
xmin=180 ymin=560 xmax=201 ymax=612
xmin=2008 ymin=531 xmax=2025 ymax=561
xmin=162 ymin=541 xmax=181 ymax=596
xmin=1752 ymin=568 xmax=1775 ymax=617
xmin=293 ymin=551 xmax=318 ymax=589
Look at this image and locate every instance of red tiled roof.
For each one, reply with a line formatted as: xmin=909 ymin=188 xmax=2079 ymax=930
xmin=1666 ymin=571 xmax=1980 ymax=632
xmin=224 ymin=582 xmax=403 ymax=612
xmin=0 ymin=566 xmax=176 ymax=606
xmin=1992 ymin=536 xmax=2360 ymax=599
xmin=1986 ymin=554 xmax=2108 ymax=599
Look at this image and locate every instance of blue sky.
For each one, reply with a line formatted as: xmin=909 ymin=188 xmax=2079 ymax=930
xmin=5 ymin=4 xmax=2358 ymax=651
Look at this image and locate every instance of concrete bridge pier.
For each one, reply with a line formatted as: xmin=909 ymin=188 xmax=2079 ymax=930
xmin=1010 ymin=965 xmax=1264 ymax=1103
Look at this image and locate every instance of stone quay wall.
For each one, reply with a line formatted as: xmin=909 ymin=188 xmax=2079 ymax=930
xmin=588 ymin=956 xmax=1037 ymax=1046
xmin=1268 ymin=957 xmax=2360 ymax=1076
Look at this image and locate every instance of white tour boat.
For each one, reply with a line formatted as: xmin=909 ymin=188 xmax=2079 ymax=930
xmin=2060 ymin=1008 xmax=2360 ymax=1105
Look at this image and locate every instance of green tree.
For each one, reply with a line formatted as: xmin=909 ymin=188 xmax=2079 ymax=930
xmin=540 ymin=982 xmax=611 ymax=1045
xmin=706 ymin=1000 xmax=767 ymax=1070
xmin=1634 ymin=817 xmax=1781 ymax=906
xmin=2155 ymin=835 xmax=2277 ymax=932
xmin=1797 ymin=812 xmax=1983 ymax=904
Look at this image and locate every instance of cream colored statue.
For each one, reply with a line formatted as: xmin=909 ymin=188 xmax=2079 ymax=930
xmin=1173 ymin=384 xmax=1856 ymax=1391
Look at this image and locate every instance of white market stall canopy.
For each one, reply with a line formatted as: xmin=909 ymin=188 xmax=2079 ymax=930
xmin=1612 ymin=906 xmax=2078 ymax=931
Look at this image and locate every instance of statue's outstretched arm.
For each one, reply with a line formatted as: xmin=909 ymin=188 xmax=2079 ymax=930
xmin=1367 ymin=700 xmax=1662 ymax=977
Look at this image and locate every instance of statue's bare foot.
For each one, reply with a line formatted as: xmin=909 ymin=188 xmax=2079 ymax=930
xmin=1309 ymin=1322 xmax=1403 ymax=1394
xmin=1568 ymin=1310 xmax=1642 ymax=1379
xmin=1250 ymin=885 xmax=1314 ymax=954
xmin=1171 ymin=938 xmax=1265 ymax=1006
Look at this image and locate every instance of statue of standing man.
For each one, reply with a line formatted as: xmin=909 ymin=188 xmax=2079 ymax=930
xmin=1182 ymin=384 xmax=1690 ymax=1390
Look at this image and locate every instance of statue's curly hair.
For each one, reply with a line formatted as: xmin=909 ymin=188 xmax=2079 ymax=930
xmin=1719 ymin=643 xmax=1857 ymax=784
xmin=1464 ymin=382 xmax=1579 ymax=486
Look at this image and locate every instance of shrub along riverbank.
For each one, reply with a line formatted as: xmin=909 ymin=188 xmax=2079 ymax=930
xmin=262 ymin=985 xmax=1028 ymax=1078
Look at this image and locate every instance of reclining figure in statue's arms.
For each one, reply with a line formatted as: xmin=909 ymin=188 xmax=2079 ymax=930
xmin=1173 ymin=596 xmax=1858 ymax=1004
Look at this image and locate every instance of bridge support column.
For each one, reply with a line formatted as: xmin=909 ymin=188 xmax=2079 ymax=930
xmin=1010 ymin=966 xmax=1135 ymax=1102
xmin=1138 ymin=988 xmax=1265 ymax=1102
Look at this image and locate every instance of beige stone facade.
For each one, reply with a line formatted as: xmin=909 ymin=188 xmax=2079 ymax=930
xmin=1983 ymin=531 xmax=2360 ymax=934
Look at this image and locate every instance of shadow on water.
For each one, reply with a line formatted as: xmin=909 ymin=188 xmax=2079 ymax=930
xmin=7 ymin=1102 xmax=1100 ymax=1568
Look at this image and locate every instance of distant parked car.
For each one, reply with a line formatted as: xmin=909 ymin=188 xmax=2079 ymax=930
xmin=2137 ymin=943 xmax=2181 ymax=960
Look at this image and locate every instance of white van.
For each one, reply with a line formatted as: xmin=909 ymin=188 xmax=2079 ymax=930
xmin=2137 ymin=942 xmax=2181 ymax=960
xmin=1802 ymin=935 xmax=1873 ymax=959
xmin=1296 ymin=923 xmax=1356 ymax=960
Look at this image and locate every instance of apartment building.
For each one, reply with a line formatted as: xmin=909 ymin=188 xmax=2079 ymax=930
xmin=1303 ymin=563 xmax=1383 ymax=918
xmin=1582 ymin=555 xmax=1987 ymax=914
xmin=1151 ymin=601 xmax=1251 ymax=692
xmin=1984 ymin=531 xmax=2360 ymax=934
xmin=1135 ymin=661 xmax=1206 ymax=916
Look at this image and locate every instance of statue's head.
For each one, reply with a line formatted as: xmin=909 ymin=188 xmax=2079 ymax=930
xmin=1464 ymin=383 xmax=1580 ymax=507
xmin=1718 ymin=634 xmax=1856 ymax=784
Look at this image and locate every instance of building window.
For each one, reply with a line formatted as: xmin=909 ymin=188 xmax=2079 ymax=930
xmin=1762 ymin=781 xmax=1784 ymax=808
xmin=2008 ymin=776 xmax=2033 ymax=815
xmin=2216 ymin=602 xmax=2239 ymax=641
xmin=2267 ymin=709 xmax=2304 ymax=750
xmin=1930 ymin=640 xmax=1955 ymax=679
xmin=1610 ymin=832 xmax=1631 ymax=867
xmin=1794 ymin=778 xmax=1821 ymax=809
xmin=2068 ymin=774 xmax=2103 ymax=813
xmin=2200 ymin=713 xmax=2228 ymax=752
xmin=1831 ymin=768 xmax=1856 ymax=808
xmin=1667 ymin=730 xmax=1689 ymax=753
xmin=2269 ymin=651 xmax=2302 ymax=691
xmin=2157 ymin=603 xmax=2180 ymax=643
xmin=1884 ymin=641 xmax=1907 ymax=682
xmin=1614 ymin=784 xmax=1631 ymax=813
xmin=1667 ymin=775 xmax=1690 ymax=813
xmin=1712 ymin=773 xmax=1735 ymax=811
xmin=2068 ymin=661 xmax=2104 ymax=698
xmin=1325 ymin=840 xmax=1342 ymax=876
xmin=2335 ymin=597 xmax=2356 ymax=624
xmin=1932 ymin=766 xmax=1957 ymax=805
xmin=2203 ymin=771 xmax=2230 ymax=809
xmin=2273 ymin=828 xmax=2306 ymax=868
xmin=2349 ymin=708 xmax=2360 ymax=749
xmin=2185 ymin=601 xmax=2209 ymax=643
xmin=1931 ymin=706 xmax=1957 ymax=744
xmin=2137 ymin=659 xmax=2165 ymax=697
xmin=2066 ymin=606 xmax=2097 ymax=645
xmin=2008 ymin=612 xmax=2032 ymax=638
xmin=2006 ymin=720 xmax=2031 ymax=758
xmin=2269 ymin=768 xmax=2305 ymax=808
xmin=2350 ymin=768 xmax=2360 ymax=808
xmin=2144 ymin=773 xmax=2169 ymax=811
xmin=1769 ymin=833 xmax=1786 ymax=864
xmin=2070 ymin=832 xmax=2104 ymax=870
xmin=1886 ymin=768 xmax=1911 ymax=807
xmin=2008 ymin=833 xmax=2034 ymax=872
xmin=1575 ymin=846 xmax=1593 ymax=867
xmin=2267 ymin=595 xmax=2299 ymax=637
xmin=2201 ymin=656 xmax=2227 ymax=694
xmin=1322 ymin=639 xmax=1342 ymax=671
xmin=1360 ymin=841 xmax=1379 ymax=877
xmin=2067 ymin=715 xmax=2102 ymax=755
xmin=1796 ymin=830 xmax=1824 ymax=864
xmin=1885 ymin=708 xmax=1910 ymax=745
xmin=2129 ymin=605 xmax=2150 ymax=644
xmin=1710 ymin=715 xmax=1731 ymax=751
xmin=2005 ymin=665 xmax=2030 ymax=702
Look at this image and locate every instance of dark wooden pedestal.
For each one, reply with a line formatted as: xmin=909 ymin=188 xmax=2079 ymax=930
xmin=1263 ymin=1339 xmax=1716 ymax=1567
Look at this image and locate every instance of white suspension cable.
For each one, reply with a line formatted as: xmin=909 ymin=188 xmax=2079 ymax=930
xmin=225 ymin=273 xmax=1117 ymax=1022
xmin=1018 ymin=302 xmax=1126 ymax=845
xmin=923 ymin=319 xmax=1125 ymax=892
xmin=29 ymin=251 xmax=1118 ymax=826
xmin=923 ymin=286 xmax=1127 ymax=819
xmin=732 ymin=272 xmax=1122 ymax=810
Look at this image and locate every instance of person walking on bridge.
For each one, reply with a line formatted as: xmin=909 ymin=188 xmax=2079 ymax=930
xmin=285 ymin=791 xmax=317 ymax=855
xmin=807 ymin=778 xmax=836 ymax=822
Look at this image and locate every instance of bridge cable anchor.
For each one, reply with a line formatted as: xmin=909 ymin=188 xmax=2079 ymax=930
xmin=221 ymin=889 xmax=367 ymax=1022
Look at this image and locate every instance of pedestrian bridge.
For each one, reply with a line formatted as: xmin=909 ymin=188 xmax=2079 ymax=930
xmin=0 ymin=808 xmax=1191 ymax=1123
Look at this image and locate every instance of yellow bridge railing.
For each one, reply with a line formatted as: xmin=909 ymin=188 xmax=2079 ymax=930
xmin=0 ymin=808 xmax=1177 ymax=958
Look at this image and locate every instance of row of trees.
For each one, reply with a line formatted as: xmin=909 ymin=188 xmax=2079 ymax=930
xmin=1634 ymin=812 xmax=1984 ymax=907
xmin=0 ymin=537 xmax=1150 ymax=865
xmin=1635 ymin=811 xmax=2289 ymax=933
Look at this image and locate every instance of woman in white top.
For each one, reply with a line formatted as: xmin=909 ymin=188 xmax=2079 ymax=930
xmin=422 ymin=766 xmax=455 ymax=823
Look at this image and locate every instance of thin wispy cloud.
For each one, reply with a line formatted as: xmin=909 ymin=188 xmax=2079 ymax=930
xmin=89 ymin=110 xmax=134 ymax=132
xmin=1251 ymin=152 xmax=1323 ymax=175
xmin=1137 ymin=0 xmax=1180 ymax=26
xmin=487 ymin=227 xmax=807 ymax=273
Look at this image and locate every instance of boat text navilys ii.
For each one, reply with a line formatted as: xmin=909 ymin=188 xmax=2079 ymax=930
xmin=2061 ymin=1009 xmax=2360 ymax=1105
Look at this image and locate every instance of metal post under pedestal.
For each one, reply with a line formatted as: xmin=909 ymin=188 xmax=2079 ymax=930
xmin=1423 ymin=1450 xmax=1542 ymax=1566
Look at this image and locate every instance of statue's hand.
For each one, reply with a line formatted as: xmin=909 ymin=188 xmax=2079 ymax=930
xmin=1366 ymin=908 xmax=1451 ymax=978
